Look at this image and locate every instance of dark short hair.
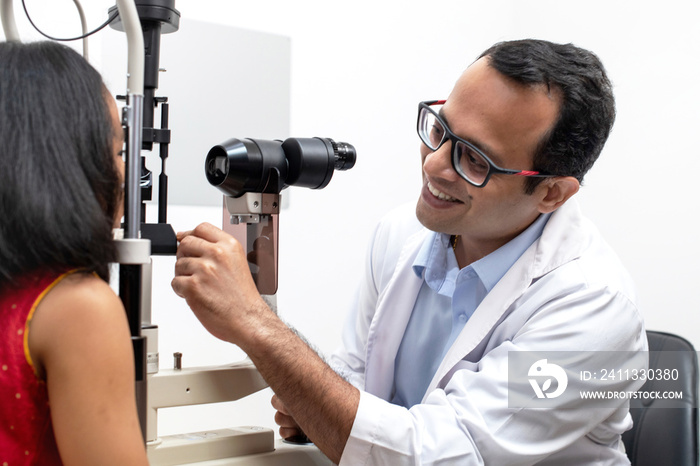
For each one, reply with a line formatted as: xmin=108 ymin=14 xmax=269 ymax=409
xmin=479 ymin=39 xmax=616 ymax=193
xmin=0 ymin=41 xmax=120 ymax=288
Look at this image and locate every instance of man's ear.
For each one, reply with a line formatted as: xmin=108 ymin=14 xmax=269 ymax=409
xmin=536 ymin=176 xmax=580 ymax=213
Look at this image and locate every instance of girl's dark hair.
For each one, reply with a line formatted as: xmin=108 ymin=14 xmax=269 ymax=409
xmin=479 ymin=39 xmax=616 ymax=193
xmin=0 ymin=41 xmax=121 ymax=288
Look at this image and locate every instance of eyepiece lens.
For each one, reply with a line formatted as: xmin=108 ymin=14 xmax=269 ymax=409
xmin=206 ymin=154 xmax=229 ymax=184
xmin=334 ymin=142 xmax=356 ymax=171
xmin=213 ymin=155 xmax=228 ymax=177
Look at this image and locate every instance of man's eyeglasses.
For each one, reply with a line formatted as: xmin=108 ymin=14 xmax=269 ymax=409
xmin=417 ymin=100 xmax=553 ymax=188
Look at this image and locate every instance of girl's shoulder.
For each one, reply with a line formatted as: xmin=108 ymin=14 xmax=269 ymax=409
xmin=28 ymin=271 xmax=129 ymax=380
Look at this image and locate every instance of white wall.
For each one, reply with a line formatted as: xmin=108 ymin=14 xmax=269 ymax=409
xmin=5 ymin=0 xmax=700 ymax=435
xmin=174 ymin=0 xmax=700 ymax=352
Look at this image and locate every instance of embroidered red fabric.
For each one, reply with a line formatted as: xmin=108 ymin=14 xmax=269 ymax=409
xmin=0 ymin=271 xmax=66 ymax=465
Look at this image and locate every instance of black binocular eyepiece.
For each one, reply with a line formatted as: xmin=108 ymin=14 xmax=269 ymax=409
xmin=205 ymin=137 xmax=356 ymax=198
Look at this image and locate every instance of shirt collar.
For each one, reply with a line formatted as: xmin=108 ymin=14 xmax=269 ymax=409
xmin=413 ymin=231 xmax=445 ymax=271
xmin=413 ymin=213 xmax=551 ymax=293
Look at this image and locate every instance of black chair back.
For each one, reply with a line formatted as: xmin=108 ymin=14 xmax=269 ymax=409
xmin=622 ymin=330 xmax=698 ymax=466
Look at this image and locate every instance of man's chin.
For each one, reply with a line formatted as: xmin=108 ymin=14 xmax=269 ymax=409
xmin=415 ymin=200 xmax=452 ymax=234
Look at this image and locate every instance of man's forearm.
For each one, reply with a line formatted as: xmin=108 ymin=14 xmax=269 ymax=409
xmin=236 ymin=303 xmax=360 ymax=464
xmin=171 ymin=224 xmax=359 ymax=462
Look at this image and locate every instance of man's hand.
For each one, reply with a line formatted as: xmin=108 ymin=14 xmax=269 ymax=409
xmin=272 ymin=394 xmax=307 ymax=441
xmin=172 ymin=222 xmax=359 ymax=464
xmin=171 ymin=222 xmax=268 ymax=345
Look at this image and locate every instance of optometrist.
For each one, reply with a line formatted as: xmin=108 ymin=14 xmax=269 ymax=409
xmin=172 ymin=39 xmax=647 ymax=465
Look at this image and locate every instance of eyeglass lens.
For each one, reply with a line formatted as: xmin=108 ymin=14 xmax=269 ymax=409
xmin=418 ymin=107 xmax=491 ymax=186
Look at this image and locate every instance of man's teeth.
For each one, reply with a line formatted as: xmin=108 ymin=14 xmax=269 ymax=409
xmin=428 ymin=182 xmax=458 ymax=202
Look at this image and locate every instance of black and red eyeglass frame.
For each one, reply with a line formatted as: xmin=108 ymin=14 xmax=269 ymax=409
xmin=417 ymin=100 xmax=554 ymax=188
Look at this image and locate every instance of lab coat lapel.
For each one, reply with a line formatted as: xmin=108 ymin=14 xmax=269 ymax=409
xmin=424 ymin=199 xmax=587 ymax=396
xmin=426 ymin=247 xmax=538 ymax=394
xmin=364 ymin=229 xmax=428 ymax=400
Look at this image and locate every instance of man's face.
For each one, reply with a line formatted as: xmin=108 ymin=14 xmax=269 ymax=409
xmin=415 ymin=57 xmax=561 ymax=262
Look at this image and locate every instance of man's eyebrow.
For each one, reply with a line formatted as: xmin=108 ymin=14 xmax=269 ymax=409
xmin=438 ymin=108 xmax=504 ymax=165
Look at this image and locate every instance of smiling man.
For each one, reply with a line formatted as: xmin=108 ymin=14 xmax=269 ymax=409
xmin=415 ymin=56 xmax=576 ymax=267
xmin=172 ymin=39 xmax=647 ymax=465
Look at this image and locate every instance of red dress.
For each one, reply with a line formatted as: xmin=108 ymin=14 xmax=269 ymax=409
xmin=0 ymin=271 xmax=69 ymax=465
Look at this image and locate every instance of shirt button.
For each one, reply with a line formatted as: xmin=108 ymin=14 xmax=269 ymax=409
xmin=459 ymin=313 xmax=467 ymax=321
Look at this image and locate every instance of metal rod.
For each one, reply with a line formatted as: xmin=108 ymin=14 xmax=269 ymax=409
xmin=158 ymin=102 xmax=169 ymax=223
xmin=124 ymin=94 xmax=144 ymax=239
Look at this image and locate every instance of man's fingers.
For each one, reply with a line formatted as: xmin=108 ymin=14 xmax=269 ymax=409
xmin=279 ymin=427 xmax=304 ymax=440
xmin=272 ymin=394 xmax=305 ymax=442
xmin=177 ymin=223 xmax=246 ymax=262
xmin=270 ymin=394 xmax=289 ymax=414
xmin=176 ymin=234 xmax=213 ymax=259
xmin=175 ymin=229 xmax=193 ymax=242
xmin=173 ymin=256 xmax=198 ymax=277
xmin=171 ymin=276 xmax=186 ymax=298
xmin=274 ymin=410 xmax=294 ymax=427
xmin=275 ymin=410 xmax=307 ymax=442
xmin=180 ymin=222 xmax=227 ymax=243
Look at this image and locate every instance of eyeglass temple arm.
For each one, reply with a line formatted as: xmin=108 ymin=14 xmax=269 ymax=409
xmin=513 ymin=170 xmax=554 ymax=177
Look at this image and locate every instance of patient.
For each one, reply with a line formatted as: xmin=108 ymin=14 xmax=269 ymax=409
xmin=0 ymin=41 xmax=149 ymax=465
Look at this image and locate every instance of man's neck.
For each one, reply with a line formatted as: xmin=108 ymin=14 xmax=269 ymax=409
xmin=454 ymin=216 xmax=543 ymax=269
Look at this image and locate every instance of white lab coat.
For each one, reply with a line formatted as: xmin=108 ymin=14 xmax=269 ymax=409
xmin=331 ymin=199 xmax=647 ymax=465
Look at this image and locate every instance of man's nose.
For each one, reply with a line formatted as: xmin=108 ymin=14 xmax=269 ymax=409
xmin=423 ymin=142 xmax=458 ymax=180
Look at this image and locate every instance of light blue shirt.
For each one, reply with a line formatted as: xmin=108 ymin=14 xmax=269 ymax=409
xmin=390 ymin=213 xmax=551 ymax=408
